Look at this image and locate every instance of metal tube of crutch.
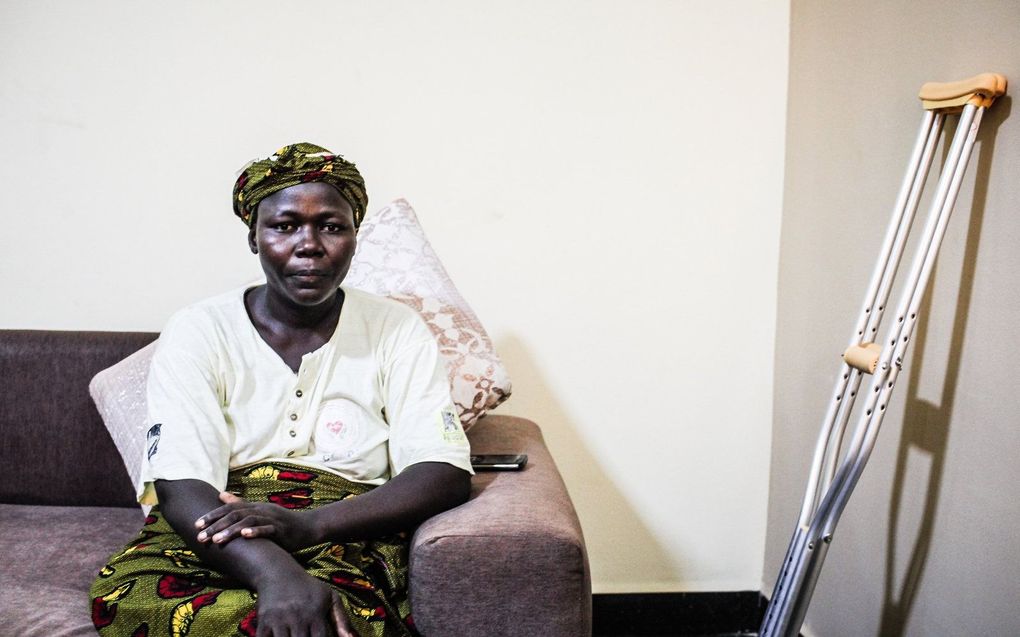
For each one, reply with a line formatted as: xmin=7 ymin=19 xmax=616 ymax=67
xmin=807 ymin=103 xmax=979 ymax=547
xmin=760 ymin=110 xmax=940 ymax=637
xmin=817 ymin=103 xmax=978 ymax=525
xmin=818 ymin=112 xmax=945 ymax=492
xmin=856 ymin=112 xmax=945 ymax=347
xmin=779 ymin=103 xmax=986 ymax=636
xmin=876 ymin=108 xmax=985 ymax=400
xmin=815 ymin=106 xmax=986 ymax=545
xmin=879 ymin=107 xmax=985 ymax=375
xmin=822 ymin=104 xmax=986 ymax=526
xmin=799 ymin=110 xmax=939 ymax=525
xmin=811 ymin=109 xmax=946 ymax=501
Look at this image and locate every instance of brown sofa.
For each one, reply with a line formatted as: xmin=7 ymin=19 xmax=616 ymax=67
xmin=0 ymin=330 xmax=591 ymax=636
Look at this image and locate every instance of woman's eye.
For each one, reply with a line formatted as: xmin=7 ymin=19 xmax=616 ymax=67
xmin=323 ymin=223 xmax=346 ymax=233
xmin=273 ymin=223 xmax=294 ymax=232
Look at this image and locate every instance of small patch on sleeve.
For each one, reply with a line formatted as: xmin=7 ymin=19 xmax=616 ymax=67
xmin=146 ymin=423 xmax=162 ymax=460
xmin=437 ymin=407 xmax=466 ymax=443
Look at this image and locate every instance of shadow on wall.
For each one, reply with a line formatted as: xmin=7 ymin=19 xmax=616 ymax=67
xmin=878 ymin=96 xmax=1010 ymax=637
xmin=494 ymin=334 xmax=677 ymax=589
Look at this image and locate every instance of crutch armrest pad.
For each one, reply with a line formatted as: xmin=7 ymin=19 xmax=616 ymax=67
xmin=919 ymin=73 xmax=1007 ymax=111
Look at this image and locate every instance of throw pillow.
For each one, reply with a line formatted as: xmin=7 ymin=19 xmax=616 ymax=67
xmin=88 ymin=340 xmax=156 ymax=501
xmin=345 ymin=198 xmax=512 ymax=428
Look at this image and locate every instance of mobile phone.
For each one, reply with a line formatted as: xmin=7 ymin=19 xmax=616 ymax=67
xmin=470 ymin=454 xmax=528 ymax=471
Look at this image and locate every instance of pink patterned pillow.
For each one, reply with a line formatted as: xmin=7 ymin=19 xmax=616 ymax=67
xmin=345 ymin=198 xmax=511 ymax=429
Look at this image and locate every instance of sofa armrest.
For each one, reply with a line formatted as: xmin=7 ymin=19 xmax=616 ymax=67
xmin=409 ymin=415 xmax=591 ymax=636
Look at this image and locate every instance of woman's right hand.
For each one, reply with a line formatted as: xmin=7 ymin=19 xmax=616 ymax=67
xmin=255 ymin=572 xmax=359 ymax=637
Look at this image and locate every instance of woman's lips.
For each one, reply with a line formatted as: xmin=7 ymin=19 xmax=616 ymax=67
xmin=288 ymin=270 xmax=331 ymax=285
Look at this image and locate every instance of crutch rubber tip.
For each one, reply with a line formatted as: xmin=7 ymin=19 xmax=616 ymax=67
xmin=919 ymin=72 xmax=1007 ymax=112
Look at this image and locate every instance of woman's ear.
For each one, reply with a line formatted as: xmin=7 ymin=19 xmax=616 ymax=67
xmin=247 ymin=209 xmax=259 ymax=253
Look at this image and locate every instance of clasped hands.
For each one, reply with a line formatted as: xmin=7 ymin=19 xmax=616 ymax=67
xmin=189 ymin=491 xmax=360 ymax=637
xmin=195 ymin=491 xmax=320 ymax=552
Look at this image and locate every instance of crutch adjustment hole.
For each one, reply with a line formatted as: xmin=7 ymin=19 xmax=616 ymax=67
xmin=879 ymin=306 xmax=884 ymax=311
xmin=880 ymin=404 xmax=885 ymax=411
xmin=888 ymin=382 xmax=893 ymax=388
xmin=910 ymin=313 xmax=916 ymax=319
xmin=866 ymin=409 xmax=872 ymax=415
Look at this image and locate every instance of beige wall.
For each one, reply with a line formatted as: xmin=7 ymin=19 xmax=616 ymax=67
xmin=767 ymin=0 xmax=1020 ymax=634
xmin=0 ymin=1 xmax=789 ymax=592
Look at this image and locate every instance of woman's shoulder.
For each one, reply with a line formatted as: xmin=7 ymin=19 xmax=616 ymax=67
xmin=343 ymin=287 xmax=420 ymax=322
xmin=342 ymin=288 xmax=433 ymax=344
xmin=158 ymin=286 xmax=251 ymax=352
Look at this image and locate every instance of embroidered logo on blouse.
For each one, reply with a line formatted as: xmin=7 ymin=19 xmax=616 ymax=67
xmin=315 ymin=401 xmax=362 ymax=460
xmin=438 ymin=408 xmax=466 ymax=443
xmin=146 ymin=423 xmax=162 ymax=460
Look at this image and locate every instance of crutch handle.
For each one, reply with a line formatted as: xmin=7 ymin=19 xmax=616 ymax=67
xmin=843 ymin=342 xmax=882 ymax=374
xmin=919 ymin=73 xmax=1007 ymax=112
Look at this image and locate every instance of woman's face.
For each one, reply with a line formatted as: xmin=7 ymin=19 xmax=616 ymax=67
xmin=248 ymin=182 xmax=357 ymax=309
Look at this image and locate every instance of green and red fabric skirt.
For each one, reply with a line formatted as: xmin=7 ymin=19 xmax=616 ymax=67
xmin=89 ymin=462 xmax=417 ymax=637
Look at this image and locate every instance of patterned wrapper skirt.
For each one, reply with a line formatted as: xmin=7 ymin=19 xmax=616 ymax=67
xmin=89 ymin=462 xmax=417 ymax=637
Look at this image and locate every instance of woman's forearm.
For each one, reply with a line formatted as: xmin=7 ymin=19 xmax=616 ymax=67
xmin=310 ymin=462 xmax=471 ymax=544
xmin=155 ymin=478 xmax=358 ymax=635
xmin=154 ymin=478 xmax=306 ymax=588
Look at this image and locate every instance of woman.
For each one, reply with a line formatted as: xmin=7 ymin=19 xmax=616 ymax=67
xmin=90 ymin=143 xmax=473 ymax=637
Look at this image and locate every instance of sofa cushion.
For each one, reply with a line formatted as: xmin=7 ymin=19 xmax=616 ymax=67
xmin=0 ymin=504 xmax=144 ymax=636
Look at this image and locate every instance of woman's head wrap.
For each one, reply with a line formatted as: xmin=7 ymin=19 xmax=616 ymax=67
xmin=232 ymin=142 xmax=368 ymax=228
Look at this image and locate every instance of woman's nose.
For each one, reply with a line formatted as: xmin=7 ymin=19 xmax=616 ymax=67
xmin=294 ymin=227 xmax=325 ymax=255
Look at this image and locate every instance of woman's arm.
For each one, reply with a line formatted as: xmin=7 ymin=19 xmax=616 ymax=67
xmin=195 ymin=461 xmax=471 ymax=550
xmin=156 ymin=479 xmax=359 ymax=637
xmin=314 ymin=461 xmax=471 ymax=542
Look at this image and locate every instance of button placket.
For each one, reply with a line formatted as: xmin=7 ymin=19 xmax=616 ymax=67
xmin=285 ymin=352 xmax=319 ymax=461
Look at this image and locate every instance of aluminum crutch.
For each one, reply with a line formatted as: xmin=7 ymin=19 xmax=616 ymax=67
xmin=760 ymin=72 xmax=1007 ymax=637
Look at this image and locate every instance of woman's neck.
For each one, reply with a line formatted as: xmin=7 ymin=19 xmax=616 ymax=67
xmin=246 ymin=285 xmax=344 ymax=335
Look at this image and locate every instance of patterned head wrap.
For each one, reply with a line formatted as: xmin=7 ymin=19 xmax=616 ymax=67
xmin=232 ymin=142 xmax=368 ymax=228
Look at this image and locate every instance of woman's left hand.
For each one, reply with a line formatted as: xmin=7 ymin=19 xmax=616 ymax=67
xmin=194 ymin=491 xmax=321 ymax=552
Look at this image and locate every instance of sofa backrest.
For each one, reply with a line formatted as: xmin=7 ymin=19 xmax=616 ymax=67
xmin=0 ymin=330 xmax=158 ymax=507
